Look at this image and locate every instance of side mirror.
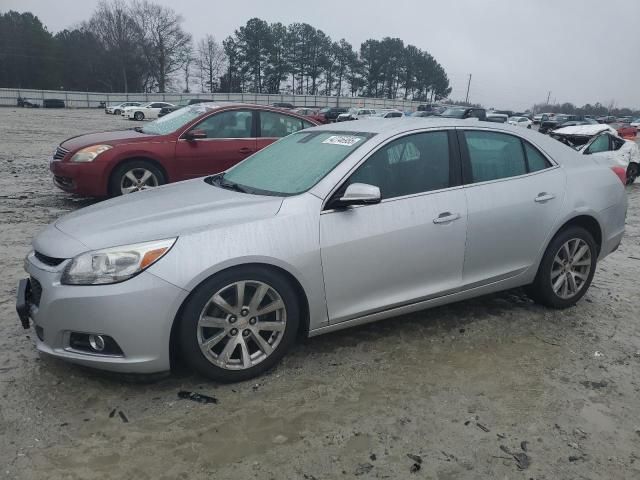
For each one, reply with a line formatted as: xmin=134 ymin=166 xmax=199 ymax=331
xmin=329 ymin=183 xmax=381 ymax=209
xmin=185 ymin=129 xmax=207 ymax=141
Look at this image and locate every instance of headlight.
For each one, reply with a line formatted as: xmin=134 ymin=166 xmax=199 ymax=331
xmin=70 ymin=145 xmax=113 ymax=163
xmin=61 ymin=238 xmax=176 ymax=285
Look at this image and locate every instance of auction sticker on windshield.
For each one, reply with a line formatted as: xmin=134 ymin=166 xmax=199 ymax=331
xmin=322 ymin=135 xmax=363 ymax=146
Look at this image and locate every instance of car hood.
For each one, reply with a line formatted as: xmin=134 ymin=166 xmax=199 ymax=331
xmin=553 ymin=125 xmax=616 ymax=137
xmin=52 ymin=179 xmax=284 ymax=251
xmin=60 ymin=130 xmax=159 ymax=151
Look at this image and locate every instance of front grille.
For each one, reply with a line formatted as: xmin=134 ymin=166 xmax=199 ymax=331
xmin=29 ymin=277 xmax=42 ymax=307
xmin=35 ymin=251 xmax=65 ymax=267
xmin=53 ymin=146 xmax=69 ymax=160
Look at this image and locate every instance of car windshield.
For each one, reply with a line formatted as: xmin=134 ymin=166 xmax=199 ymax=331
xmin=218 ymin=131 xmax=374 ymax=196
xmin=440 ymin=108 xmax=466 ymax=118
xmin=141 ymin=104 xmax=213 ymax=135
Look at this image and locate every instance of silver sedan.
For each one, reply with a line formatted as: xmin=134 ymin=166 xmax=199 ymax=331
xmin=17 ymin=118 xmax=627 ymax=382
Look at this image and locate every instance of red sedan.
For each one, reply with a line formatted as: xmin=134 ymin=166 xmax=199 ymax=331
xmin=50 ymin=103 xmax=318 ymax=197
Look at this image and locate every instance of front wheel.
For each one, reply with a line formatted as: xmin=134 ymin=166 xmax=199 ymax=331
xmin=109 ymin=160 xmax=165 ymax=196
xmin=114 ymin=109 xmax=121 ymax=116
xmin=627 ymin=163 xmax=638 ymax=185
xmin=134 ymin=111 xmax=144 ymax=121
xmin=178 ymin=267 xmax=300 ymax=382
xmin=527 ymin=226 xmax=597 ymax=309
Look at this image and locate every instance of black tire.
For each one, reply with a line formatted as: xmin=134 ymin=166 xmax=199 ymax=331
xmin=134 ymin=111 xmax=144 ymax=121
xmin=108 ymin=160 xmax=166 ymax=197
xmin=178 ymin=266 xmax=300 ymax=382
xmin=627 ymin=163 xmax=638 ymax=185
xmin=527 ymin=226 xmax=597 ymax=309
xmin=114 ymin=109 xmax=121 ymax=116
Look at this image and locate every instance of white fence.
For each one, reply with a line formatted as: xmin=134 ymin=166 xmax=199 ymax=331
xmin=0 ymin=88 xmax=424 ymax=111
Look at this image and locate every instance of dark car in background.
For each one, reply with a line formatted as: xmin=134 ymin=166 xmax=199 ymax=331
xmin=318 ymin=107 xmax=349 ymax=123
xmin=43 ymin=99 xmax=65 ymax=108
xmin=158 ymin=98 xmax=214 ymax=117
xmin=271 ymin=102 xmax=295 ymax=109
xmin=438 ymin=107 xmax=487 ymax=121
xmin=49 ymin=103 xmax=318 ymax=197
xmin=539 ymin=114 xmax=576 ymax=134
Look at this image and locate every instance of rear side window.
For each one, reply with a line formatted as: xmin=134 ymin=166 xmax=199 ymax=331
xmin=463 ymin=131 xmax=527 ymax=182
xmin=586 ymin=134 xmax=610 ymax=154
xmin=523 ymin=142 xmax=551 ymax=172
xmin=260 ymin=111 xmax=306 ymax=138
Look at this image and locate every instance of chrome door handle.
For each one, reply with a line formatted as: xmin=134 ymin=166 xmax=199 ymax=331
xmin=239 ymin=147 xmax=254 ymax=154
xmin=433 ymin=212 xmax=460 ymax=224
xmin=535 ymin=193 xmax=555 ymax=203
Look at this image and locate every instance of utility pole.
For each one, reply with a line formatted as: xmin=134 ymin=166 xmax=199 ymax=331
xmin=546 ymin=91 xmax=551 ymax=105
xmin=465 ymin=74 xmax=472 ymax=104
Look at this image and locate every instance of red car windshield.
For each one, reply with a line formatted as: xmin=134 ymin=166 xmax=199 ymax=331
xmin=141 ymin=104 xmax=217 ymax=135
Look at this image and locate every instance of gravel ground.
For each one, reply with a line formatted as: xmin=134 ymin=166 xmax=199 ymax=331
xmin=1 ymin=108 xmax=640 ymax=479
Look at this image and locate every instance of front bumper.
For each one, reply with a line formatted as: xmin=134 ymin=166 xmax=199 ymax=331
xmin=50 ymin=160 xmax=109 ymax=196
xmin=18 ymin=252 xmax=188 ymax=374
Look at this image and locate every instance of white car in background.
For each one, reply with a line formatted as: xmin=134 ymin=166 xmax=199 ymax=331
xmin=551 ymin=124 xmax=640 ymax=184
xmin=336 ymin=108 xmax=377 ymax=122
xmin=105 ymin=102 xmax=141 ymax=115
xmin=631 ymin=118 xmax=640 ymax=128
xmin=371 ymin=109 xmax=404 ymax=119
xmin=508 ymin=116 xmax=533 ymax=128
xmin=122 ymin=102 xmax=175 ymax=121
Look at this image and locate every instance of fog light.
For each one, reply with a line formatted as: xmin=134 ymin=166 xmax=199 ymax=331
xmin=89 ymin=334 xmax=105 ymax=352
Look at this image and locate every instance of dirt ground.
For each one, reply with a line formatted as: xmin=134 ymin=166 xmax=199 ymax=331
xmin=1 ymin=108 xmax=639 ymax=480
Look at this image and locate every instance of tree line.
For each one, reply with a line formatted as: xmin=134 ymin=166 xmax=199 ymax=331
xmin=532 ymin=101 xmax=639 ymax=118
xmin=0 ymin=1 xmax=451 ymax=101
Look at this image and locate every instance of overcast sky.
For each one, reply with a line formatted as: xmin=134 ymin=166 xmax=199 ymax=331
xmin=4 ymin=0 xmax=638 ymax=110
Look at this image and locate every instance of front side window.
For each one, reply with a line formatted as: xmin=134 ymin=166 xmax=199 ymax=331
xmin=260 ymin=111 xmax=306 ymax=138
xmin=464 ymin=131 xmax=527 ymax=182
xmin=221 ymin=131 xmax=373 ymax=195
xmin=586 ymin=134 xmax=610 ymax=154
xmin=194 ymin=110 xmax=253 ymax=138
xmin=347 ymin=131 xmax=451 ymax=199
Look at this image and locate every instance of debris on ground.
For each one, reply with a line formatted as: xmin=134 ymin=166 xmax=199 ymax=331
xmin=118 ymin=411 xmax=129 ymax=423
xmin=409 ymin=463 xmax=421 ymax=473
xmin=354 ymin=463 xmax=374 ymax=476
xmin=580 ymin=380 xmax=608 ymax=389
xmin=177 ymin=391 xmax=218 ymax=404
xmin=476 ymin=422 xmax=491 ymax=432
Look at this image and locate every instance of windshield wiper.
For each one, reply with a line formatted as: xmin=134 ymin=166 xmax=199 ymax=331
xmin=211 ymin=173 xmax=248 ymax=193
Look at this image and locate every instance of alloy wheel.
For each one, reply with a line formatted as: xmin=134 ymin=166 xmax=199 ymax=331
xmin=120 ymin=168 xmax=159 ymax=194
xmin=550 ymin=238 xmax=592 ymax=299
xmin=196 ymin=280 xmax=287 ymax=370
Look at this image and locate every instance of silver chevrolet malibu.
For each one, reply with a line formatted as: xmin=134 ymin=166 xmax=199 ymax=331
xmin=17 ymin=118 xmax=627 ymax=382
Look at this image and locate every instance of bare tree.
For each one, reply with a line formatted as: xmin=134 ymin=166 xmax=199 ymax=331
xmin=132 ymin=0 xmax=192 ymax=93
xmin=196 ymin=35 xmax=226 ymax=93
xmin=88 ymin=0 xmax=144 ymax=92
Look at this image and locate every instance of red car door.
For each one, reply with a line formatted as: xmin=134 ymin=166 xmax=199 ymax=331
xmin=256 ymin=109 xmax=317 ymax=150
xmin=175 ymin=109 xmax=257 ymax=178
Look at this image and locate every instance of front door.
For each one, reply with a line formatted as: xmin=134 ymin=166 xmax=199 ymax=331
xmin=175 ymin=109 xmax=257 ymax=178
xmin=320 ymin=130 xmax=468 ymax=324
xmin=458 ymin=129 xmax=566 ymax=287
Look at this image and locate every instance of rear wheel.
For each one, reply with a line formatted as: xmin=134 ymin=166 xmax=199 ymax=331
xmin=109 ymin=160 xmax=165 ymax=196
xmin=134 ymin=111 xmax=144 ymax=121
xmin=527 ymin=226 xmax=597 ymax=309
xmin=178 ymin=267 xmax=300 ymax=382
xmin=627 ymin=163 xmax=638 ymax=184
xmin=114 ymin=109 xmax=121 ymax=116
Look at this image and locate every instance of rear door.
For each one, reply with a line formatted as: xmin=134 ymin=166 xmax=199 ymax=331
xmin=458 ymin=129 xmax=565 ymax=287
xmin=256 ymin=110 xmax=315 ymax=151
xmin=175 ymin=109 xmax=257 ymax=178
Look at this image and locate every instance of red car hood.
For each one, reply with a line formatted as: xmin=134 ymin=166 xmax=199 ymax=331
xmin=61 ymin=130 xmax=163 ymax=151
